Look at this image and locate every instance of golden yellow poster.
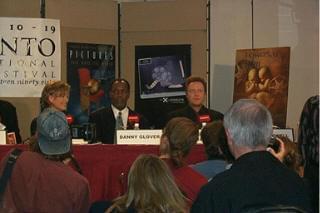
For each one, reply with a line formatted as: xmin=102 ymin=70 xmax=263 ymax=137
xmin=233 ymin=47 xmax=290 ymax=128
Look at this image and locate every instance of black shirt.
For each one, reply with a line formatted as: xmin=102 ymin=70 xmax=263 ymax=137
xmin=166 ymin=105 xmax=223 ymax=127
xmin=0 ymin=100 xmax=22 ymax=143
xmin=191 ymin=151 xmax=312 ymax=213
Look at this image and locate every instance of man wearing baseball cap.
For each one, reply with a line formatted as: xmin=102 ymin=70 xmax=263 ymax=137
xmin=0 ymin=108 xmax=90 ymax=213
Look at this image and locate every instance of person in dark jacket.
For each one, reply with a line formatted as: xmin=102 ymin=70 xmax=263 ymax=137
xmin=298 ymin=95 xmax=319 ymax=213
xmin=166 ymin=76 xmax=223 ymax=128
xmin=191 ymin=99 xmax=312 ymax=213
xmin=0 ymin=100 xmax=22 ymax=143
xmin=89 ymin=78 xmax=149 ymax=144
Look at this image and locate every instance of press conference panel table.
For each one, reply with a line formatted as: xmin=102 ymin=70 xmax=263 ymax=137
xmin=0 ymin=144 xmax=206 ymax=202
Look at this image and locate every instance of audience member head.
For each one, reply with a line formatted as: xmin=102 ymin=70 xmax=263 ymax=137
xmin=185 ymin=76 xmax=207 ymax=111
xmin=31 ymin=108 xmax=71 ymax=161
xmin=160 ymin=117 xmax=198 ymax=167
xmin=201 ymin=121 xmax=234 ymax=163
xmin=109 ymin=78 xmax=130 ymax=111
xmin=271 ymin=135 xmax=304 ymax=177
xmin=107 ymin=154 xmax=187 ymax=213
xmin=40 ymin=80 xmax=70 ymax=111
xmin=223 ymin=99 xmax=273 ymax=158
xmin=267 ymin=135 xmax=304 ymax=177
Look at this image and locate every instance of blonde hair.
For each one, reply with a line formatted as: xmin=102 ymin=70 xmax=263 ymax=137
xmin=107 ymin=154 xmax=187 ymax=213
xmin=40 ymin=81 xmax=70 ymax=110
xmin=162 ymin=117 xmax=198 ymax=167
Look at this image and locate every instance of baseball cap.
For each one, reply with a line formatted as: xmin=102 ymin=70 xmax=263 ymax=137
xmin=37 ymin=108 xmax=71 ymax=155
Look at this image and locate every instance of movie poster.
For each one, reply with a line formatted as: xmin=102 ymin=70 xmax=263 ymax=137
xmin=233 ymin=47 xmax=290 ymax=128
xmin=135 ymin=45 xmax=191 ymax=128
xmin=67 ymin=43 xmax=115 ymax=124
xmin=138 ymin=55 xmax=186 ymax=99
xmin=0 ymin=17 xmax=60 ymax=97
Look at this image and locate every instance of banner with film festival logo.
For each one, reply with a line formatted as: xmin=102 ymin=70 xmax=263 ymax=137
xmin=0 ymin=17 xmax=60 ymax=97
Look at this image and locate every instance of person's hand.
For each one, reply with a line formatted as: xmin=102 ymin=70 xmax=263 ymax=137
xmin=266 ymin=137 xmax=286 ymax=162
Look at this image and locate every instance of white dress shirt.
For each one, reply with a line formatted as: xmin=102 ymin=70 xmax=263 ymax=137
xmin=111 ymin=105 xmax=129 ymax=129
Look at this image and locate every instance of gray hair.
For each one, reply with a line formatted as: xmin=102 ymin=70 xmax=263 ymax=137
xmin=223 ymin=99 xmax=273 ymax=148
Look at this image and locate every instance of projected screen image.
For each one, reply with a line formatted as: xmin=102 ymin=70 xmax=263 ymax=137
xmin=138 ymin=55 xmax=186 ymax=99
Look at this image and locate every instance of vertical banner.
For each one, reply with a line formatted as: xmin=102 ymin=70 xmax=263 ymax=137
xmin=66 ymin=43 xmax=115 ymax=124
xmin=233 ymin=47 xmax=290 ymax=128
xmin=135 ymin=45 xmax=191 ymax=128
xmin=0 ymin=17 xmax=60 ymax=97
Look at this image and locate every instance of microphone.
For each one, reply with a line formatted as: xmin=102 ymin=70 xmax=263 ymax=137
xmin=66 ymin=114 xmax=74 ymax=125
xmin=197 ymin=115 xmax=211 ymax=144
xmin=198 ymin=114 xmax=211 ymax=123
xmin=128 ymin=115 xmax=140 ymax=130
xmin=198 ymin=114 xmax=211 ymax=129
xmin=128 ymin=115 xmax=139 ymax=123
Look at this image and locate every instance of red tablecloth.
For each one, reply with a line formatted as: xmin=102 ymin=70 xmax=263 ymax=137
xmin=0 ymin=144 xmax=205 ymax=202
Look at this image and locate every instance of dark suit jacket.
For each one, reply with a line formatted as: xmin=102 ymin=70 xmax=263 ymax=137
xmin=89 ymin=106 xmax=150 ymax=144
xmin=0 ymin=100 xmax=22 ymax=143
xmin=166 ymin=105 xmax=223 ymax=128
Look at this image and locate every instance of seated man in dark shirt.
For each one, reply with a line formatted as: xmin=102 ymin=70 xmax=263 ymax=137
xmin=0 ymin=100 xmax=22 ymax=143
xmin=89 ymin=78 xmax=150 ymax=144
xmin=166 ymin=76 xmax=223 ymax=127
xmin=191 ymin=99 xmax=312 ymax=213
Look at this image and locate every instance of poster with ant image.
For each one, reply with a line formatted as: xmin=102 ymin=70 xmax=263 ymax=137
xmin=67 ymin=43 xmax=115 ymax=124
xmin=233 ymin=47 xmax=290 ymax=128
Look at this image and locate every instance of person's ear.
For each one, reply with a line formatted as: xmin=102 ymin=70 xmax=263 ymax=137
xmin=48 ymin=95 xmax=55 ymax=104
xmin=225 ymin=129 xmax=233 ymax=146
xmin=225 ymin=128 xmax=235 ymax=158
xmin=160 ymin=135 xmax=170 ymax=154
xmin=160 ymin=135 xmax=169 ymax=146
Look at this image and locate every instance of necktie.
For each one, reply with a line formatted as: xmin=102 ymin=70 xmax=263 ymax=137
xmin=116 ymin=111 xmax=124 ymax=130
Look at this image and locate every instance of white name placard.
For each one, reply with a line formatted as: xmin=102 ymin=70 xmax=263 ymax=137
xmin=72 ymin=139 xmax=88 ymax=145
xmin=0 ymin=131 xmax=6 ymax=144
xmin=116 ymin=129 xmax=163 ymax=145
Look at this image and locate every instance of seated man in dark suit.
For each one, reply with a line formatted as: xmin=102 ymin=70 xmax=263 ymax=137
xmin=166 ymin=76 xmax=223 ymax=127
xmin=0 ymin=100 xmax=22 ymax=143
xmin=89 ymin=78 xmax=150 ymax=144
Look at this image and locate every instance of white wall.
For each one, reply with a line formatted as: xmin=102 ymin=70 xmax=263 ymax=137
xmin=210 ymin=0 xmax=319 ymax=135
